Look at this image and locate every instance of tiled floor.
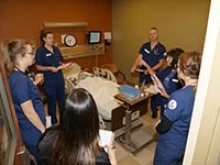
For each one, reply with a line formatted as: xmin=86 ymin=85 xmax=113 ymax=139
xmin=115 ymin=112 xmax=160 ymax=165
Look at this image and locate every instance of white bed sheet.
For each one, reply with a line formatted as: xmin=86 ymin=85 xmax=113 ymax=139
xmin=77 ymin=76 xmax=121 ymax=120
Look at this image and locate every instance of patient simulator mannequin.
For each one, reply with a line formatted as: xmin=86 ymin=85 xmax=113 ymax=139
xmin=38 ymin=88 xmax=117 ymax=165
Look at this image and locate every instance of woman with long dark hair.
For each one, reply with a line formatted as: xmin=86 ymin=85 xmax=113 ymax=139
xmin=35 ymin=31 xmax=66 ymax=124
xmin=38 ymin=88 xmax=117 ymax=165
xmin=154 ymin=51 xmax=202 ymax=164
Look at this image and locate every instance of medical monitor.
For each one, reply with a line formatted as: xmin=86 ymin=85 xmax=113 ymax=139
xmin=87 ymin=31 xmax=101 ymax=44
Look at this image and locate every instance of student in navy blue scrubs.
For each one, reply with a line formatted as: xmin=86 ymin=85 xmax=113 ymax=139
xmin=2 ymin=40 xmax=46 ymax=161
xmin=142 ymin=48 xmax=184 ymax=118
xmin=154 ymin=51 xmax=202 ymax=165
xmin=35 ymin=31 xmax=66 ymax=124
xmin=131 ymin=27 xmax=166 ymax=84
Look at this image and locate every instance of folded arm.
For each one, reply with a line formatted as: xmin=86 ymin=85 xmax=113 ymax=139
xmin=141 ymin=60 xmax=155 ymax=76
xmin=152 ymin=59 xmax=165 ymax=71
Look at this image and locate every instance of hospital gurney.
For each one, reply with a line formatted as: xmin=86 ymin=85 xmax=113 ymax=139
xmin=63 ymin=64 xmax=151 ymax=131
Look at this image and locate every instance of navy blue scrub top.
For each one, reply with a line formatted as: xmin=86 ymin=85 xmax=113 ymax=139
xmin=35 ymin=46 xmax=64 ymax=81
xmin=156 ymin=67 xmax=181 ymax=95
xmin=159 ymin=86 xmax=195 ymax=141
xmin=139 ymin=42 xmax=166 ymax=70
xmin=162 ymin=72 xmax=181 ymax=95
xmin=8 ymin=71 xmax=46 ymax=145
xmin=156 ymin=66 xmax=172 ymax=82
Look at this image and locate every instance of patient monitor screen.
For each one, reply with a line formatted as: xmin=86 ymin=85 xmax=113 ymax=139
xmin=88 ymin=31 xmax=101 ymax=44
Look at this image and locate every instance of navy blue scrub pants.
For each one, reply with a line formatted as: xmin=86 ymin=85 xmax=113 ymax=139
xmin=151 ymin=95 xmax=167 ymax=117
xmin=139 ymin=73 xmax=152 ymax=85
xmin=43 ymin=76 xmax=65 ymax=124
xmin=154 ymin=139 xmax=185 ymax=165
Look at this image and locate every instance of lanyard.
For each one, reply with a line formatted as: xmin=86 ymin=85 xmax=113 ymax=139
xmin=14 ymin=67 xmax=35 ymax=82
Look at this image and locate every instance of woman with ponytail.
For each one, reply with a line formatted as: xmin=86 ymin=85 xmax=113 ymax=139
xmin=2 ymin=40 xmax=46 ymax=161
xmin=154 ymin=51 xmax=202 ymax=165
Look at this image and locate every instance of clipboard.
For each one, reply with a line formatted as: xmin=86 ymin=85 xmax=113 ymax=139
xmin=151 ymin=74 xmax=165 ymax=93
xmin=64 ymin=61 xmax=74 ymax=68
xmin=99 ymin=129 xmax=114 ymax=147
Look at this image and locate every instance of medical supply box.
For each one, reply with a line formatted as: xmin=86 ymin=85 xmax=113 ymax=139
xmin=118 ymin=85 xmax=141 ymax=101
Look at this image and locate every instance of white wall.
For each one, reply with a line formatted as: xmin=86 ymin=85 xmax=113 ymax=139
xmin=184 ymin=0 xmax=220 ymax=164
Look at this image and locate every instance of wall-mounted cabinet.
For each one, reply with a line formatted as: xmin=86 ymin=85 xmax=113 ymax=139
xmin=59 ymin=44 xmax=105 ymax=60
xmin=43 ymin=22 xmax=88 ymax=28
xmin=43 ymin=23 xmax=106 ymax=60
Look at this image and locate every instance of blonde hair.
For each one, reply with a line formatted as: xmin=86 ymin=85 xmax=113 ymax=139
xmin=150 ymin=27 xmax=158 ymax=31
xmin=1 ymin=40 xmax=28 ymax=75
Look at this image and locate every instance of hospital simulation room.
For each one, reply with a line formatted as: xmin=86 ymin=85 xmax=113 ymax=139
xmin=1 ymin=0 xmax=220 ymax=165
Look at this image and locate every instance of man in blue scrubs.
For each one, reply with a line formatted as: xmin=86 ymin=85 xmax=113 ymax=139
xmin=131 ymin=27 xmax=166 ymax=84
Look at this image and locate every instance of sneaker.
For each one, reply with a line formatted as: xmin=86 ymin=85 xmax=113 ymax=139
xmin=152 ymin=111 xmax=157 ymax=119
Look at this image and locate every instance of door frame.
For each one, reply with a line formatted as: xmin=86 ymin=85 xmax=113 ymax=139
xmin=184 ymin=0 xmax=220 ymax=163
xmin=0 ymin=44 xmax=25 ymax=164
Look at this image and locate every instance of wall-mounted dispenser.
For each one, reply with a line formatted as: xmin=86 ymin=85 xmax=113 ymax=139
xmin=104 ymin=32 xmax=111 ymax=46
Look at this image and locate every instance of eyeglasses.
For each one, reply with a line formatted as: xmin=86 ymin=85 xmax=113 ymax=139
xmin=26 ymin=52 xmax=35 ymax=56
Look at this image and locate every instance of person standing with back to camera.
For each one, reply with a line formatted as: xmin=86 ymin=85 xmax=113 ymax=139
xmin=154 ymin=51 xmax=202 ymax=165
xmin=131 ymin=27 xmax=166 ymax=85
xmin=35 ymin=31 xmax=66 ymax=124
xmin=38 ymin=88 xmax=117 ymax=165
